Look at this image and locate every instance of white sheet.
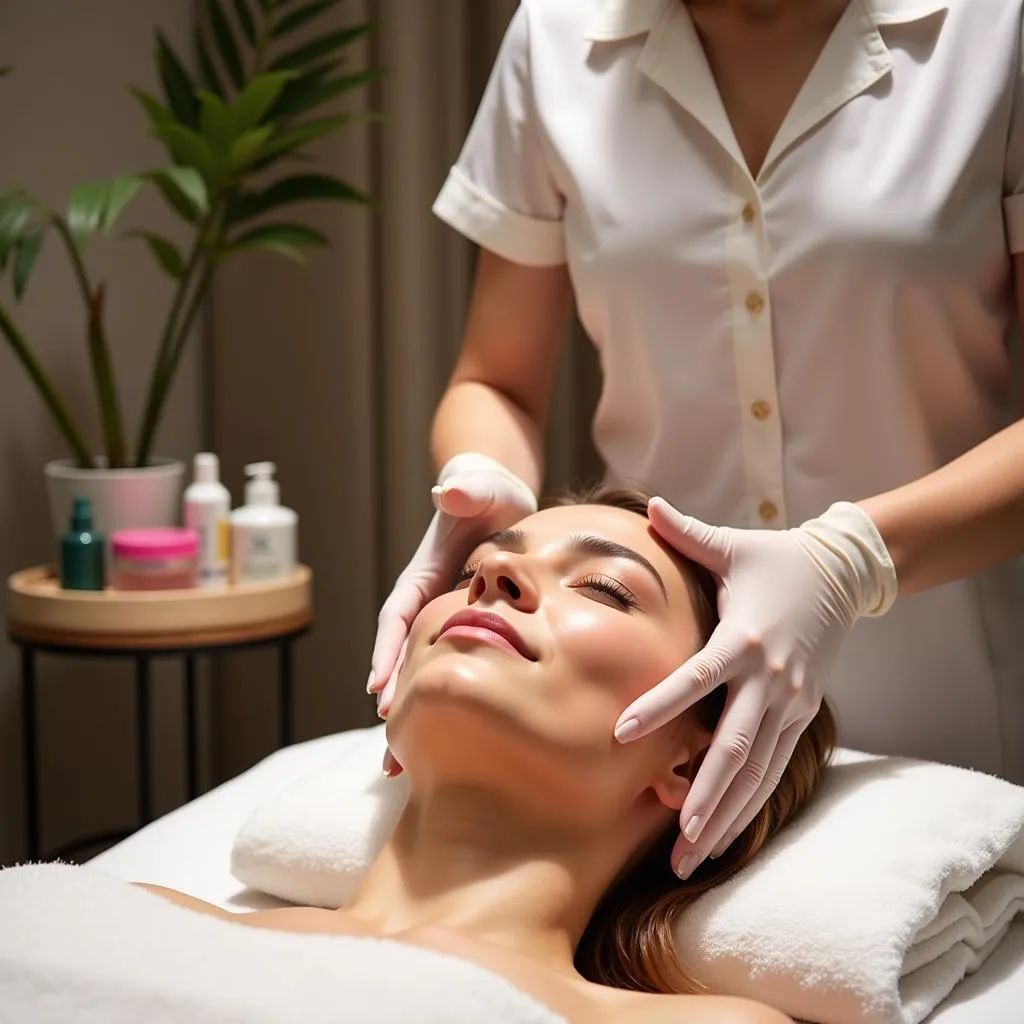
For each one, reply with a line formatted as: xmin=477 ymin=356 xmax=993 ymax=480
xmin=88 ymin=730 xmax=1024 ymax=1023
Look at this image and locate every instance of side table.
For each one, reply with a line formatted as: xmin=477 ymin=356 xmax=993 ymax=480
xmin=6 ymin=565 xmax=313 ymax=862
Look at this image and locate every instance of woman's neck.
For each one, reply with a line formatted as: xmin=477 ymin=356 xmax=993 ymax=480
xmin=343 ymin=782 xmax=663 ymax=976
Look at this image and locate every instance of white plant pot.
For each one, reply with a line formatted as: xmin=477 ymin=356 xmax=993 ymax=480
xmin=44 ymin=457 xmax=186 ymax=542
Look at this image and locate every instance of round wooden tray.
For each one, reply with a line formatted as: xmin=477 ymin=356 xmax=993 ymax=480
xmin=6 ymin=565 xmax=312 ymax=649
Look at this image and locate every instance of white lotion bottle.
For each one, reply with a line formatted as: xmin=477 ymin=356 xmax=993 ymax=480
xmin=183 ymin=452 xmax=231 ymax=589
xmin=230 ymin=462 xmax=297 ymax=584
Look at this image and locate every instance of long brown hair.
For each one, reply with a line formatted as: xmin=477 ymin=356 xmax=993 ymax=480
xmin=544 ymin=483 xmax=837 ymax=994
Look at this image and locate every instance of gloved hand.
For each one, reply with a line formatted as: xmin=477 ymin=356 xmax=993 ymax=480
xmin=368 ymin=452 xmax=537 ymax=720
xmin=615 ymin=497 xmax=897 ymax=879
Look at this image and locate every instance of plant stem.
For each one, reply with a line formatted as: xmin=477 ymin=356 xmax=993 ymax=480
xmin=0 ymin=300 xmax=94 ymax=466
xmin=133 ymin=209 xmax=214 ymax=466
xmin=136 ymin=261 xmax=214 ymax=468
xmin=51 ymin=214 xmax=127 ymax=467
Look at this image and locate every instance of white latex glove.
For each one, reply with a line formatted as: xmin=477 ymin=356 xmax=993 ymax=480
xmin=368 ymin=452 xmax=537 ymax=718
xmin=615 ymin=497 xmax=897 ymax=879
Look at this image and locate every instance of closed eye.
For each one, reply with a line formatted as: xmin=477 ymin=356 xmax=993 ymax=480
xmin=575 ymin=574 xmax=638 ymax=610
xmin=452 ymin=563 xmax=478 ymax=590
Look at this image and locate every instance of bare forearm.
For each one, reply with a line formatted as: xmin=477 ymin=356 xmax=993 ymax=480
xmin=859 ymin=418 xmax=1024 ymax=595
xmin=430 ymin=380 xmax=545 ymax=494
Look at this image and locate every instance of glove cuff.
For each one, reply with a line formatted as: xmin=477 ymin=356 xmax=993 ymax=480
xmin=436 ymin=452 xmax=538 ymax=512
xmin=803 ymin=502 xmax=899 ymax=619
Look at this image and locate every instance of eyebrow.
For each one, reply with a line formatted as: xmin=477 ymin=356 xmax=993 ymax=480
xmin=481 ymin=528 xmax=668 ymax=600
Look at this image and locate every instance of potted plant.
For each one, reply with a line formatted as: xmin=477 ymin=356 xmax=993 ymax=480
xmin=0 ymin=0 xmax=378 ymax=539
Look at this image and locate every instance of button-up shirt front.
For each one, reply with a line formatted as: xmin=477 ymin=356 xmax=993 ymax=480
xmin=433 ymin=0 xmax=1024 ymax=782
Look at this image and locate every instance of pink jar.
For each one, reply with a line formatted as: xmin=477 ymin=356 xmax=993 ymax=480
xmin=111 ymin=528 xmax=200 ymax=591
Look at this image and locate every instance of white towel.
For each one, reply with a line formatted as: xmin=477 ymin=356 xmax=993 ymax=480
xmin=232 ymin=725 xmax=1024 ymax=1024
xmin=0 ymin=862 xmax=566 ymax=1024
xmin=673 ymin=754 xmax=1024 ymax=1024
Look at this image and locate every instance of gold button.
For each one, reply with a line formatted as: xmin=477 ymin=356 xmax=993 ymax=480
xmin=741 ymin=202 xmax=756 ymax=224
xmin=759 ymin=501 xmax=778 ymax=523
xmin=751 ymin=400 xmax=771 ymax=421
xmin=745 ymin=291 xmax=765 ymax=315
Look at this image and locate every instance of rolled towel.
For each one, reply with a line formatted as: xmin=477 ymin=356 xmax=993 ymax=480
xmin=231 ymin=726 xmax=1024 ymax=1024
xmin=0 ymin=862 xmax=565 ymax=1024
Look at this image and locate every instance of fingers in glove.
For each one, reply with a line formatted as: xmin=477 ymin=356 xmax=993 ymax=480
xmin=370 ymin=588 xmax=425 ymax=694
xmin=670 ymin=677 xmax=771 ymax=876
xmin=614 ymin=626 xmax=752 ymax=742
xmin=708 ymin=718 xmax=806 ymax=859
xmin=433 ymin=473 xmax=507 ymax=519
xmin=672 ymin=699 xmax=790 ymax=877
xmin=647 ymin=497 xmax=731 ymax=576
xmin=377 ymin=637 xmax=409 ymax=719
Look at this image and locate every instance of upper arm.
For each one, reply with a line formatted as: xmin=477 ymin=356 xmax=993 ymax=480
xmin=450 ymin=249 xmax=572 ymax=429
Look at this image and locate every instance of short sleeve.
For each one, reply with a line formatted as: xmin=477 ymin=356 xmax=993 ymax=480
xmin=1004 ymin=14 xmax=1024 ymax=252
xmin=432 ymin=5 xmax=566 ymax=267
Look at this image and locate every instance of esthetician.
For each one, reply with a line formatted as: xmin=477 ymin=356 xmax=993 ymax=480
xmin=368 ymin=0 xmax=1024 ymax=877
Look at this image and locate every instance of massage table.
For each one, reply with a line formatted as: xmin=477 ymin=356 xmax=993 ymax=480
xmin=87 ymin=729 xmax=1024 ymax=1023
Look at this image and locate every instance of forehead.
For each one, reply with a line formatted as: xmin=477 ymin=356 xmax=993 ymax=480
xmin=504 ymin=503 xmax=694 ymax=605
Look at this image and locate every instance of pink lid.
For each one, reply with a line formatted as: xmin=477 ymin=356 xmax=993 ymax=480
xmin=112 ymin=527 xmax=198 ymax=560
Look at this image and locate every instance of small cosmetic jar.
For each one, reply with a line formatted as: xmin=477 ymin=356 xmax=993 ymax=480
xmin=111 ymin=528 xmax=200 ymax=591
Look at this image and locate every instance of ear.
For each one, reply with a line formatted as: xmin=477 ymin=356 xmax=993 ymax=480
xmin=650 ymin=723 xmax=713 ymax=811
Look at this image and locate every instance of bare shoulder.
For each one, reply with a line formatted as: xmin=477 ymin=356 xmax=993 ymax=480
xmin=593 ymin=989 xmax=792 ymax=1024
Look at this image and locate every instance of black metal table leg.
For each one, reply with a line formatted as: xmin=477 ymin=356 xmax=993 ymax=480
xmin=135 ymin=655 xmax=153 ymax=825
xmin=20 ymin=645 xmax=40 ymax=861
xmin=279 ymin=639 xmax=293 ymax=749
xmin=185 ymin=654 xmax=199 ymax=800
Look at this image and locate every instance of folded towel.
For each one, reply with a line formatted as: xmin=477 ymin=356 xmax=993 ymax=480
xmin=0 ymin=862 xmax=565 ymax=1024
xmin=674 ymin=753 xmax=1024 ymax=1023
xmin=232 ymin=725 xmax=1024 ymax=1024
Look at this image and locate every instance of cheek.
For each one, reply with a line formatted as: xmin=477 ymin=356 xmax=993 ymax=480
xmin=549 ymin=603 xmax=680 ymax=705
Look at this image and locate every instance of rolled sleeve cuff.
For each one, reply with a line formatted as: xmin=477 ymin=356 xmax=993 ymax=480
xmin=432 ymin=166 xmax=566 ymax=267
xmin=1004 ymin=194 xmax=1024 ymax=253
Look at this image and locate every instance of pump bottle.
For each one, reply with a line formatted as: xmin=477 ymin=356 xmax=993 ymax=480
xmin=230 ymin=462 xmax=297 ymax=584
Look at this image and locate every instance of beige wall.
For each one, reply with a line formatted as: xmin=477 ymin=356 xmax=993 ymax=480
xmin=0 ymin=2 xmax=203 ymax=864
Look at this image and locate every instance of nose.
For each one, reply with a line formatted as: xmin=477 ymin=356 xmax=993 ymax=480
xmin=468 ymin=550 xmax=539 ymax=612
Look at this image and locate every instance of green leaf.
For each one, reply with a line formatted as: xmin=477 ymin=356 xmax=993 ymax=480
xmin=145 ymin=167 xmax=209 ymax=222
xmin=102 ymin=177 xmax=143 ymax=233
xmin=67 ymin=182 xmax=113 ymax=243
xmin=269 ymin=24 xmax=373 ymax=72
xmin=230 ymin=71 xmax=293 ymax=133
xmin=232 ymin=0 xmax=258 ymax=45
xmin=225 ymin=221 xmax=328 ymax=259
xmin=269 ymin=68 xmax=381 ymax=121
xmin=270 ymin=0 xmax=341 ymax=38
xmin=232 ymin=172 xmax=367 ymax=221
xmin=0 ymin=196 xmax=32 ymax=271
xmin=156 ymin=31 xmax=200 ymax=129
xmin=253 ymin=114 xmax=354 ymax=167
xmin=131 ymin=87 xmax=175 ymax=126
xmin=207 ymin=0 xmax=245 ymax=90
xmin=198 ymin=90 xmax=234 ymax=153
xmin=150 ymin=123 xmax=221 ymax=184
xmin=268 ymin=60 xmax=339 ymax=119
xmin=12 ymin=228 xmax=45 ymax=299
xmin=128 ymin=230 xmax=186 ymax=279
xmin=226 ymin=125 xmax=274 ymax=170
xmin=0 ymin=196 xmax=30 ymax=272
xmin=194 ymin=25 xmax=225 ymax=98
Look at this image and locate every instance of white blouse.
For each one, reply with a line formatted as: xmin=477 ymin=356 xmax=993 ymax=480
xmin=432 ymin=0 xmax=1024 ymax=782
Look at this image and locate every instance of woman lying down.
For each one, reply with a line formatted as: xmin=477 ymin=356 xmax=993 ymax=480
xmin=123 ymin=487 xmax=835 ymax=1023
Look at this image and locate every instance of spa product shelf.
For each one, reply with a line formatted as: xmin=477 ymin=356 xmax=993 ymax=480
xmin=6 ymin=564 xmax=312 ymax=649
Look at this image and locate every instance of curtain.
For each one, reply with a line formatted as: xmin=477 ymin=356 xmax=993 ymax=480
xmin=209 ymin=1 xmax=602 ymax=781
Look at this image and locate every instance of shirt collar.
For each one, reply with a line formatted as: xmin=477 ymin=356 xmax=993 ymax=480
xmin=583 ymin=0 xmax=949 ymax=41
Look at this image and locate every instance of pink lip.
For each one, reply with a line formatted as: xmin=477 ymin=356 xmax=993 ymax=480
xmin=436 ymin=609 xmax=536 ymax=661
